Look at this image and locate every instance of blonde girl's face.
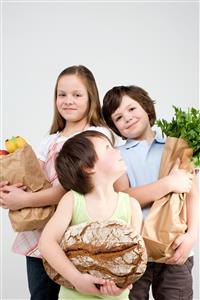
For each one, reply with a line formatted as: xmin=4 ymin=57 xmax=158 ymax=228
xmin=111 ymin=95 xmax=152 ymax=140
xmin=56 ymin=74 xmax=89 ymax=123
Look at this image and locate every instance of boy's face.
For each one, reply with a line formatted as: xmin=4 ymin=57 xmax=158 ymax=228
xmin=91 ymin=137 xmax=126 ymax=179
xmin=111 ymin=95 xmax=152 ymax=140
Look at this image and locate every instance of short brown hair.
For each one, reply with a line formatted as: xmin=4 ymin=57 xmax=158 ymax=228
xmin=55 ymin=130 xmax=111 ymax=194
xmin=102 ymin=85 xmax=156 ymax=138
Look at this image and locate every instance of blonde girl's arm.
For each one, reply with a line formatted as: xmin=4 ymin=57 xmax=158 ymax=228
xmin=0 ymin=158 xmax=66 ymax=210
xmin=129 ymin=196 xmax=143 ymax=234
xmin=39 ymin=191 xmax=105 ymax=295
xmin=26 ymin=158 xmax=66 ymax=207
xmin=0 ymin=183 xmax=66 ymax=210
xmin=24 ymin=159 xmax=66 ymax=207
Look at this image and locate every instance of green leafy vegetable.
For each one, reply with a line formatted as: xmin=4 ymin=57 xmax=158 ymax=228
xmin=156 ymin=106 xmax=200 ymax=168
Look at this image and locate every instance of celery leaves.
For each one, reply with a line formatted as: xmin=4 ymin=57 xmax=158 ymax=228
xmin=156 ymin=106 xmax=200 ymax=168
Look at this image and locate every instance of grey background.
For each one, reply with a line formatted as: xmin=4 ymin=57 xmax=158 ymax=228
xmin=1 ymin=1 xmax=199 ymax=299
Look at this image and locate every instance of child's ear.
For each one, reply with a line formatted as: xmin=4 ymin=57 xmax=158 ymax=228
xmin=84 ymin=166 xmax=96 ymax=174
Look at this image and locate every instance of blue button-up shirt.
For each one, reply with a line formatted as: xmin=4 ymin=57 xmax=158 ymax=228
xmin=118 ymin=131 xmax=165 ymax=218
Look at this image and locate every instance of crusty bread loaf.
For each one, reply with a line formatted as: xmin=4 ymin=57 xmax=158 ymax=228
xmin=43 ymin=220 xmax=147 ymax=289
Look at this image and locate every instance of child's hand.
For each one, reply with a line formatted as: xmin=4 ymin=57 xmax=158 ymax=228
xmin=0 ymin=185 xmax=27 ymax=210
xmin=166 ymin=232 xmax=197 ymax=265
xmin=73 ymin=273 xmax=105 ymax=296
xmin=168 ymin=159 xmax=193 ymax=193
xmin=0 ymin=181 xmax=9 ymax=189
xmin=0 ymin=181 xmax=25 ymax=191
xmin=100 ymin=279 xmax=132 ymax=297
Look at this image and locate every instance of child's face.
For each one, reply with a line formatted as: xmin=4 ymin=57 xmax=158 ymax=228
xmin=111 ymin=95 xmax=152 ymax=140
xmin=92 ymin=137 xmax=126 ymax=179
xmin=56 ymin=74 xmax=89 ymax=123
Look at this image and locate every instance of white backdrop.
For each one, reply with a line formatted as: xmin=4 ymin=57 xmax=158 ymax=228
xmin=1 ymin=1 xmax=199 ymax=299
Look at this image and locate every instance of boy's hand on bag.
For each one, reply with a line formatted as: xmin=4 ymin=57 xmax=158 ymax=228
xmin=99 ymin=279 xmax=132 ymax=297
xmin=0 ymin=181 xmax=9 ymax=189
xmin=166 ymin=232 xmax=196 ymax=265
xmin=0 ymin=185 xmax=27 ymax=210
xmin=168 ymin=158 xmax=193 ymax=193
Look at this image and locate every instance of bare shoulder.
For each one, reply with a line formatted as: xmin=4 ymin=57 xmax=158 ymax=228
xmin=47 ymin=191 xmax=74 ymax=231
xmin=56 ymin=190 xmax=74 ymax=212
xmin=60 ymin=190 xmax=74 ymax=203
xmin=114 ymin=173 xmax=129 ymax=192
xmin=129 ymin=196 xmax=141 ymax=210
xmin=129 ymin=196 xmax=143 ymax=233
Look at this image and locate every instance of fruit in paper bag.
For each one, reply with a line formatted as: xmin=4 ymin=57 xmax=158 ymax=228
xmin=15 ymin=136 xmax=27 ymax=148
xmin=5 ymin=137 xmax=18 ymax=153
xmin=5 ymin=136 xmax=27 ymax=153
xmin=0 ymin=150 xmax=9 ymax=158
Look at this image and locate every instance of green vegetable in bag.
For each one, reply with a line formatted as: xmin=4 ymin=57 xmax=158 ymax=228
xmin=156 ymin=106 xmax=200 ymax=168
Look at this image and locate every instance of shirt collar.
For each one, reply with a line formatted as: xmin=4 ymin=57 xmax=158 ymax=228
xmin=124 ymin=130 xmax=165 ymax=149
xmin=154 ymin=130 xmax=166 ymax=143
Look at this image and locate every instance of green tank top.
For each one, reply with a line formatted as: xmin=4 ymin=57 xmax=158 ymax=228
xmin=59 ymin=191 xmax=132 ymax=300
xmin=71 ymin=191 xmax=132 ymax=226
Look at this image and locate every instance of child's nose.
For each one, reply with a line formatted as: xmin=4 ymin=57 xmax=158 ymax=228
xmin=124 ymin=112 xmax=132 ymax=122
xmin=64 ymin=95 xmax=74 ymax=105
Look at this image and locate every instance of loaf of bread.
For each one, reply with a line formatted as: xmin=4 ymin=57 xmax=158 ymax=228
xmin=43 ymin=219 xmax=147 ymax=289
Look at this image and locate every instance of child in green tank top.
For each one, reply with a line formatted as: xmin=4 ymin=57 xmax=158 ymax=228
xmin=39 ymin=130 xmax=143 ymax=300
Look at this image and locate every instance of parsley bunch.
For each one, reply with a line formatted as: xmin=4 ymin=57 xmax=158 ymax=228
xmin=156 ymin=106 xmax=200 ymax=168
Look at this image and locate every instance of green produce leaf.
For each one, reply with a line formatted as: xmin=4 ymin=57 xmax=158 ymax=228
xmin=156 ymin=106 xmax=200 ymax=168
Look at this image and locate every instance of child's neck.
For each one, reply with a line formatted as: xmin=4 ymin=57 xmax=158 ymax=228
xmin=134 ymin=128 xmax=155 ymax=144
xmin=87 ymin=184 xmax=117 ymax=202
xmin=85 ymin=185 xmax=118 ymax=222
xmin=61 ymin=120 xmax=89 ymax=137
xmin=144 ymin=130 xmax=155 ymax=144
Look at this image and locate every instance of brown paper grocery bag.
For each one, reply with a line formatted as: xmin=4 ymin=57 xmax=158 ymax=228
xmin=142 ymin=137 xmax=194 ymax=263
xmin=0 ymin=144 xmax=56 ymax=231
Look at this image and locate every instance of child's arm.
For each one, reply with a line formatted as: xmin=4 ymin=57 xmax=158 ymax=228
xmin=39 ymin=191 xmax=105 ymax=296
xmin=167 ymin=174 xmax=199 ymax=265
xmin=39 ymin=191 xmax=132 ymax=297
xmin=0 ymin=157 xmax=66 ymax=210
xmin=130 ymin=196 xmax=143 ymax=234
xmin=186 ymin=173 xmax=199 ymax=240
xmin=0 ymin=184 xmax=66 ymax=210
xmin=0 ymin=181 xmax=9 ymax=189
xmin=114 ymin=160 xmax=193 ymax=208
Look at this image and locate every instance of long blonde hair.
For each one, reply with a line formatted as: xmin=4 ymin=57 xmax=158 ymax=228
xmin=50 ymin=65 xmax=106 ymax=134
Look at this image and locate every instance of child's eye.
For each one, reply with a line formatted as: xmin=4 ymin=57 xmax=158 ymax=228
xmin=74 ymin=93 xmax=82 ymax=97
xmin=129 ymin=107 xmax=135 ymax=111
xmin=58 ymin=93 xmax=65 ymax=97
xmin=115 ymin=116 xmax=122 ymax=122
